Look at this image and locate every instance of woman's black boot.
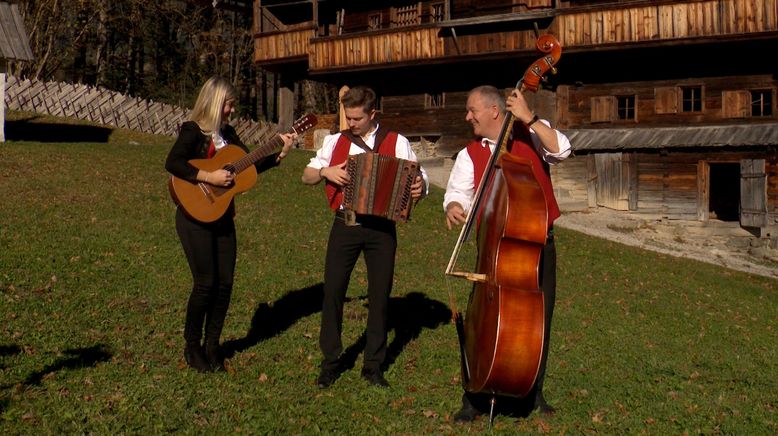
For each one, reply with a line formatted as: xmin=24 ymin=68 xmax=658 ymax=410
xmin=204 ymin=338 xmax=225 ymax=372
xmin=184 ymin=342 xmax=211 ymax=373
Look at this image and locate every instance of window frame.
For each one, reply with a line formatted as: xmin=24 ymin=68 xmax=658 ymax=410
xmin=681 ymin=85 xmax=704 ymax=113
xmin=750 ymin=88 xmax=773 ymax=117
xmin=616 ymin=94 xmax=637 ymax=122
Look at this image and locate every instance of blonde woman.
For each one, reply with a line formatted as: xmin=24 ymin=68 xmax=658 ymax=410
xmin=165 ymin=76 xmax=295 ymax=372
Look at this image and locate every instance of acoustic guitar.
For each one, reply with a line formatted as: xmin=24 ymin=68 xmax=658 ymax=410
xmin=169 ymin=114 xmax=317 ymax=223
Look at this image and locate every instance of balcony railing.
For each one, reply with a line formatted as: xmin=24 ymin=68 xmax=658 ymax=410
xmin=309 ymin=27 xmax=445 ymax=71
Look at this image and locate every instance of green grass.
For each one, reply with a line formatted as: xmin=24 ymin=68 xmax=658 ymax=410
xmin=1 ymin=117 xmax=776 ymax=434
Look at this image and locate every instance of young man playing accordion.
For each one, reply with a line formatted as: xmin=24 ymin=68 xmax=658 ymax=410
xmin=302 ymin=86 xmax=428 ymax=389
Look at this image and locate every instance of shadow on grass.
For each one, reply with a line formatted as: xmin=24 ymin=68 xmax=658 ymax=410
xmin=0 ymin=344 xmax=112 ymax=414
xmin=5 ymin=116 xmax=112 ymax=142
xmin=339 ymin=291 xmax=451 ymax=372
xmin=21 ymin=344 xmax=113 ymax=386
xmin=221 ymin=287 xmax=451 ymax=374
xmin=0 ymin=345 xmax=22 ymax=370
xmin=221 ymin=283 xmax=326 ymax=358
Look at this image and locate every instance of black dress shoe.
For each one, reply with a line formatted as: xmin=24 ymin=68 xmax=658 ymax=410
xmin=184 ymin=344 xmax=211 ymax=373
xmin=534 ymin=395 xmax=556 ymax=416
xmin=317 ymin=368 xmax=339 ymax=389
xmin=453 ymin=403 xmax=481 ymax=423
xmin=360 ymin=368 xmax=389 ymax=387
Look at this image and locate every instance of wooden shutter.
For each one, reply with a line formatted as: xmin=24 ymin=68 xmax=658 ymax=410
xmin=721 ymin=90 xmax=751 ymax=118
xmin=591 ymin=96 xmax=616 ymax=123
xmin=655 ymin=87 xmax=679 ymax=114
xmin=740 ymin=159 xmax=768 ymax=228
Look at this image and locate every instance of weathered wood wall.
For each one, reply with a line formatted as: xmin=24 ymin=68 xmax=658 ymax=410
xmin=551 ymin=155 xmax=590 ymax=210
xmin=556 ymin=0 xmax=778 ymax=46
xmin=378 ymin=88 xmax=558 ymax=156
xmin=560 ymin=75 xmax=777 ymax=129
xmin=552 ymin=150 xmax=778 ymax=224
xmin=254 ymin=28 xmax=313 ymax=62
xmin=769 ymin=158 xmax=778 ymax=223
xmin=270 ymin=0 xmax=778 ymax=71
xmin=310 ymin=27 xmax=445 ymax=71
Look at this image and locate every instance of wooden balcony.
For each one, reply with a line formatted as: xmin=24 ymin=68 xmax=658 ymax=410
xmin=309 ymin=27 xmax=445 ymax=71
xmin=556 ymin=0 xmax=778 ymax=49
xmin=253 ymin=0 xmax=778 ymax=71
xmin=254 ymin=26 xmax=315 ymax=63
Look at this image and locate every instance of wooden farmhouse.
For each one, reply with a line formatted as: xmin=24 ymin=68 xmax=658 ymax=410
xmin=251 ymin=0 xmax=778 ymax=235
xmin=0 ymin=1 xmax=34 ymax=142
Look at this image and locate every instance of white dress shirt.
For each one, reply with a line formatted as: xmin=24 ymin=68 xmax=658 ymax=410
xmin=443 ymin=119 xmax=571 ymax=213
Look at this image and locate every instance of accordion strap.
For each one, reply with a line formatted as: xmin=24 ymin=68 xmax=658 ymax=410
xmin=340 ymin=126 xmax=390 ymax=154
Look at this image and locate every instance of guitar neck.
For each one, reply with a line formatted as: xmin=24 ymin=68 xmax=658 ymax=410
xmin=231 ymin=133 xmax=285 ymax=174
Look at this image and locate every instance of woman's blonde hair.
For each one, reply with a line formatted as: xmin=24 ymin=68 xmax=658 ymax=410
xmin=189 ymin=76 xmax=238 ymax=134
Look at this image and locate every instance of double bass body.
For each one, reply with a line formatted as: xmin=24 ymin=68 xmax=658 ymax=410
xmin=463 ymin=153 xmax=548 ymax=397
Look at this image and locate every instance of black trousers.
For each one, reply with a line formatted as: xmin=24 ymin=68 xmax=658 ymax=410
xmin=461 ymin=230 xmax=557 ymax=414
xmin=320 ymin=213 xmax=397 ymax=372
xmin=175 ymin=207 xmax=237 ymax=346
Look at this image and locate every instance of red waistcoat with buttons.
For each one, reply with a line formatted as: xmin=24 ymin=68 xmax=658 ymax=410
xmin=466 ymin=124 xmax=560 ymax=230
xmin=325 ymin=131 xmax=399 ymax=210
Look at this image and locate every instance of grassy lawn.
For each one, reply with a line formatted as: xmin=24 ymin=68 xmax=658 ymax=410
xmin=1 ymin=116 xmax=776 ymax=434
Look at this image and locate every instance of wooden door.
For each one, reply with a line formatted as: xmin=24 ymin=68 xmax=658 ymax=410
xmin=595 ymin=152 xmax=632 ymax=210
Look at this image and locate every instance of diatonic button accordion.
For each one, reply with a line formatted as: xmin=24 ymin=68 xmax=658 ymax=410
xmin=342 ymin=153 xmax=419 ymax=223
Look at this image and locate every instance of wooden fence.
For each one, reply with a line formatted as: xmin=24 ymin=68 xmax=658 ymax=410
xmin=3 ymin=75 xmax=277 ymax=145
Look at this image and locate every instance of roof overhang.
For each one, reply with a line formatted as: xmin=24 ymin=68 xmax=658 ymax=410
xmin=563 ymin=122 xmax=778 ymax=151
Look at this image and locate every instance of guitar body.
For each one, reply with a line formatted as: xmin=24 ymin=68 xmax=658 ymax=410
xmin=169 ymin=145 xmax=258 ymax=223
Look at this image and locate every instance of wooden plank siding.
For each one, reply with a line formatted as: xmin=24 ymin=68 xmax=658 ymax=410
xmin=556 ymin=0 xmax=778 ymax=48
xmin=560 ymin=75 xmax=777 ymax=130
xmin=254 ymin=28 xmax=314 ymax=62
xmin=551 ymin=155 xmax=593 ymax=211
xmin=769 ymin=157 xmax=778 ymax=223
xmin=310 ymin=27 xmax=444 ymax=70
xmin=254 ymin=0 xmax=778 ymax=71
xmin=552 ymin=151 xmax=778 ymax=224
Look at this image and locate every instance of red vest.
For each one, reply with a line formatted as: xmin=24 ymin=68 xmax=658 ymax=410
xmin=466 ymin=125 xmax=560 ymax=229
xmin=325 ymin=131 xmax=399 ymax=209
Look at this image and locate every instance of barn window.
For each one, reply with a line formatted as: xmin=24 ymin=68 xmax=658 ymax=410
xmin=430 ymin=2 xmax=446 ymax=22
xmin=425 ymin=92 xmax=445 ymax=109
xmin=681 ymin=86 xmax=703 ymax=112
xmin=751 ymin=89 xmax=773 ymax=117
xmin=616 ymin=95 xmax=636 ymax=121
xmin=368 ymin=13 xmax=381 ymax=30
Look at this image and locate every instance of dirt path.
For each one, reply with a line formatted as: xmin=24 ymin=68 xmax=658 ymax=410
xmin=423 ymin=160 xmax=778 ymax=280
xmin=556 ymin=209 xmax=778 ymax=280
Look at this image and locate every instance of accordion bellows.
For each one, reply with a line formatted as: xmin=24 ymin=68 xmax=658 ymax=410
xmin=343 ymin=153 xmax=419 ymax=222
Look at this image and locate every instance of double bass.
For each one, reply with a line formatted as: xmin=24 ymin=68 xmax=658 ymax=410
xmin=445 ymin=34 xmax=562 ymax=418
